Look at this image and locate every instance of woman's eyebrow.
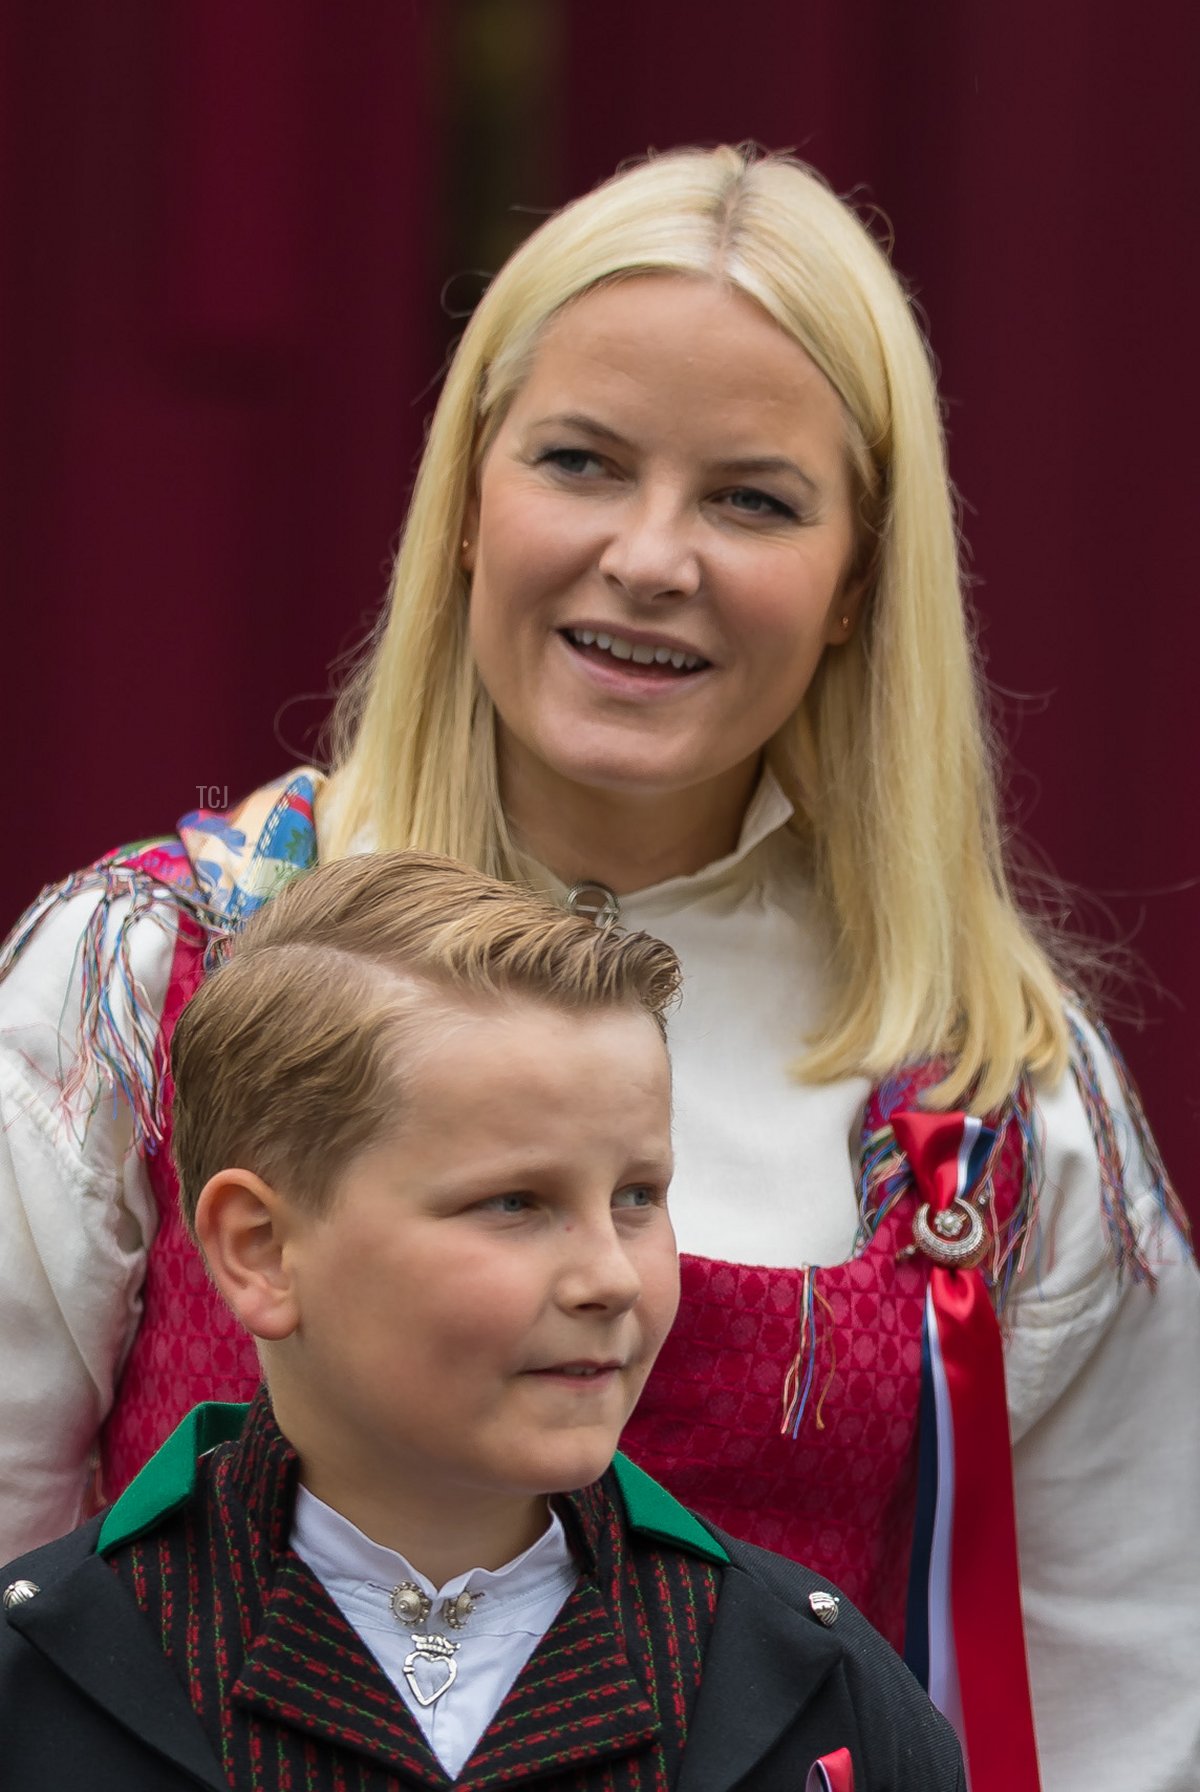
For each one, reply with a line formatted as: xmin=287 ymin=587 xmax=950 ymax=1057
xmin=529 ymin=414 xmax=820 ymax=497
xmin=710 ymin=454 xmax=819 ymax=496
xmin=530 ymin=410 xmax=631 ymax=446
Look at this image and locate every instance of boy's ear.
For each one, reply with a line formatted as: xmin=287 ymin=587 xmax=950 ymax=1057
xmin=193 ymin=1171 xmax=302 ymax=1341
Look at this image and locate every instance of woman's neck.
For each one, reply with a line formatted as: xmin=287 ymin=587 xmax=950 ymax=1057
xmin=500 ymin=744 xmax=762 ymax=895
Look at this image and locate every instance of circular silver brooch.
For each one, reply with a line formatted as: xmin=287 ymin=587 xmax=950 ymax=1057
xmin=911 ymin=1197 xmax=989 ymax=1269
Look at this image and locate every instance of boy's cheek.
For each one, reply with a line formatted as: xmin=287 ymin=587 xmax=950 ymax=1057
xmin=645 ymin=1244 xmax=682 ymax=1349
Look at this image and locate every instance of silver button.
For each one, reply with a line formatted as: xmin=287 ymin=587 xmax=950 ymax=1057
xmin=3 ymin=1579 xmax=40 ymax=1610
xmin=808 ymin=1589 xmax=840 ymax=1627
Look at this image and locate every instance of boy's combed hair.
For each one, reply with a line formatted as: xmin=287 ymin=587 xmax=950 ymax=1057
xmin=170 ymin=851 xmax=680 ymax=1230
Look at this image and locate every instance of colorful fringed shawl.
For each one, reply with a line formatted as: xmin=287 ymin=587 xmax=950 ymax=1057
xmin=0 ymin=774 xmax=319 ymax=1496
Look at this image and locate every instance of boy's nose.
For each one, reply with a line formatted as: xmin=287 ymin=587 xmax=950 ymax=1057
xmin=557 ymin=1223 xmax=642 ymax=1314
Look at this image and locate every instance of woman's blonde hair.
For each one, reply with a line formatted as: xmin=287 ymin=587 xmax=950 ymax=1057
xmin=323 ymin=145 xmax=1068 ymax=1110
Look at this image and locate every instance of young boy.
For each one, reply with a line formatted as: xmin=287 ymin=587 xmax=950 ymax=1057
xmin=0 ymin=852 xmax=963 ymax=1792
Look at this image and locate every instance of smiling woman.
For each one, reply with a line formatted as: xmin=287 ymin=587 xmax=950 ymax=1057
xmin=0 ymin=145 xmax=1196 ymax=1792
xmin=464 ymin=276 xmax=859 ymax=892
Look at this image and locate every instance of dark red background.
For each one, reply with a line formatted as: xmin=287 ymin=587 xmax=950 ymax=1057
xmin=3 ymin=2 xmax=1196 ymax=1219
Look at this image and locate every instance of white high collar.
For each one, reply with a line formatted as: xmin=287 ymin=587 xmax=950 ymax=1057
xmin=539 ymin=766 xmax=797 ymax=913
xmin=290 ymin=1482 xmax=576 ymax=1620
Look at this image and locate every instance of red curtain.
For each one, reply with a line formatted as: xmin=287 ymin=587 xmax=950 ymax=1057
xmin=557 ymin=1 xmax=1200 ymax=1217
xmin=2 ymin=2 xmax=1195 ymax=1218
xmin=1 ymin=0 xmax=445 ymax=888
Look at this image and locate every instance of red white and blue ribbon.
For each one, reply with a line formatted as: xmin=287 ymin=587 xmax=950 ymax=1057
xmin=893 ymin=1110 xmax=1041 ymax=1792
xmin=806 ymin=1746 xmax=854 ymax=1791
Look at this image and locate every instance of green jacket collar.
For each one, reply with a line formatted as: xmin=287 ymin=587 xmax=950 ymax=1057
xmin=97 ymin=1402 xmax=247 ymax=1554
xmin=97 ymin=1401 xmax=729 ymax=1566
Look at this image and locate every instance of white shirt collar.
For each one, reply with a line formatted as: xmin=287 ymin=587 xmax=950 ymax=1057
xmin=542 ymin=765 xmax=797 ymax=911
xmin=290 ymin=1483 xmax=576 ymax=1622
xmin=328 ymin=766 xmax=797 ymax=907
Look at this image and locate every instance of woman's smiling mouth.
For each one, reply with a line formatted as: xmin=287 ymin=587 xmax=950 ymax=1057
xmin=560 ymin=626 xmax=711 ymax=679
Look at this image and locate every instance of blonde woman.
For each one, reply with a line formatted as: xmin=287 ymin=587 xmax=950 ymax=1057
xmin=1 ymin=148 xmax=1195 ymax=1790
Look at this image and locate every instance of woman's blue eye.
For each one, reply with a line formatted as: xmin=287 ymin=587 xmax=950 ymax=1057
xmin=724 ymin=487 xmax=796 ymax=519
xmin=540 ymin=447 xmax=602 ymax=476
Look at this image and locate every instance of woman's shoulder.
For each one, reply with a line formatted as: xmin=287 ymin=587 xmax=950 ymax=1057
xmin=996 ymin=1001 xmax=1194 ymax=1441
xmin=0 ymin=767 xmax=324 ymax=1132
xmin=0 ymin=853 xmax=196 ymax=1162
xmin=1024 ymin=1001 xmax=1189 ymax=1297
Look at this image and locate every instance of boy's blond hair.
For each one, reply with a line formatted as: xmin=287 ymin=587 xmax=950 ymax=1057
xmin=170 ymin=851 xmax=680 ymax=1229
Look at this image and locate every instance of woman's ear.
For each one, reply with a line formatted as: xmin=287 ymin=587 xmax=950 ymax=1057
xmin=824 ymin=574 xmax=868 ymax=647
xmin=193 ymin=1170 xmax=302 ymax=1341
xmin=461 ymin=487 xmax=481 ymax=575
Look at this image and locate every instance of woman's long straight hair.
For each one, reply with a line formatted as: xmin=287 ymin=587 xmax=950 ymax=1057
xmin=322 ymin=146 xmax=1069 ymax=1110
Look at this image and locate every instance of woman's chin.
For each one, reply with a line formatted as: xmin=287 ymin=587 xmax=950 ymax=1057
xmin=515 ymin=729 xmax=724 ymax=804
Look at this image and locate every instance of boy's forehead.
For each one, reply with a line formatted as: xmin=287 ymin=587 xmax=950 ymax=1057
xmin=371 ymin=998 xmax=673 ymax=1160
xmin=391 ymin=990 xmax=669 ymax=1074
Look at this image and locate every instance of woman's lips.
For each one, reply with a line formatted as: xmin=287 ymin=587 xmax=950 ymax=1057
xmin=557 ymin=630 xmax=712 ymax=693
xmin=561 ymin=625 xmax=710 ymax=672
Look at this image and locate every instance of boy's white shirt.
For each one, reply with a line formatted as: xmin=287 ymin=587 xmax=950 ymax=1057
xmin=290 ymin=1486 xmax=577 ymax=1778
xmin=0 ymin=771 xmax=1197 ymax=1789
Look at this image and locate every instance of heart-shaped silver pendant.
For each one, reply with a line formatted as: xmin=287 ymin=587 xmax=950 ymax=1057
xmin=403 ymin=1633 xmax=460 ymax=1707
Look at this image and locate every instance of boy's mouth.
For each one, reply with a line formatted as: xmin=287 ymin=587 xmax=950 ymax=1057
xmin=526 ymin=1359 xmax=623 ymax=1379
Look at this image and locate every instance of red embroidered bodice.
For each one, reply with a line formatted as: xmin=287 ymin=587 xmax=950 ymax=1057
xmin=99 ymin=919 xmax=261 ymax=1497
xmin=623 ymin=1093 xmax=1025 ymax=1650
xmin=622 ymin=1237 xmax=925 ymax=1648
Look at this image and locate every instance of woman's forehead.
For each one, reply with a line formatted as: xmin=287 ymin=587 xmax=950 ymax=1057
xmin=504 ymin=275 xmax=845 ymax=464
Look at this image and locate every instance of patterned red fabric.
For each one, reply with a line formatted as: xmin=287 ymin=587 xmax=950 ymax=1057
xmin=98 ymin=915 xmax=260 ymax=1500
xmin=621 ymin=1077 xmax=1025 ymax=1651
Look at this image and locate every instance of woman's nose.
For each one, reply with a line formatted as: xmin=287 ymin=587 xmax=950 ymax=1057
xmin=596 ymin=494 xmax=701 ymax=603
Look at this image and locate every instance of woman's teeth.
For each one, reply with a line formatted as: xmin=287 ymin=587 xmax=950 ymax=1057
xmin=566 ymin=628 xmax=705 ymax=671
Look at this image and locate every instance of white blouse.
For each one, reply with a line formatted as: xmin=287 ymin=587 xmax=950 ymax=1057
xmin=0 ymin=777 xmax=1196 ymax=1791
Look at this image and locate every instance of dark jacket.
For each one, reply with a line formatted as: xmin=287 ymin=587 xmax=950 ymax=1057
xmin=0 ymin=1399 xmax=963 ymax=1791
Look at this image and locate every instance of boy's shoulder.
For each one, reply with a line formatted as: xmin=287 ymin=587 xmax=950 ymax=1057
xmin=609 ymin=1459 xmax=964 ymax=1792
xmin=1 ymin=1511 xmax=230 ymax=1792
xmin=611 ymin=1450 xmax=851 ymax=1624
xmin=1 ymin=1510 xmax=106 ymax=1598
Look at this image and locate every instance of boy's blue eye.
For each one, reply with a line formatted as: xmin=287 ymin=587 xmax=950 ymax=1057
xmin=479 ymin=1192 xmax=531 ymax=1214
xmin=613 ymin=1185 xmax=656 ymax=1209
